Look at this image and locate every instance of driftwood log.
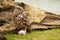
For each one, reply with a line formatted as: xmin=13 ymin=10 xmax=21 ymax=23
xmin=0 ymin=0 xmax=60 ymax=34
xmin=31 ymin=12 xmax=60 ymax=29
xmin=18 ymin=3 xmax=60 ymax=29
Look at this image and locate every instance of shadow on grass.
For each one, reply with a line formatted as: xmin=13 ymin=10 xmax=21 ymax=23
xmin=32 ymin=28 xmax=60 ymax=31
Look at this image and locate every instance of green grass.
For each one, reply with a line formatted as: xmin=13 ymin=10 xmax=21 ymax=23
xmin=5 ymin=29 xmax=60 ymax=40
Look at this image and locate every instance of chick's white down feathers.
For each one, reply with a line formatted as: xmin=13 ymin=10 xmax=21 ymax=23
xmin=18 ymin=30 xmax=26 ymax=35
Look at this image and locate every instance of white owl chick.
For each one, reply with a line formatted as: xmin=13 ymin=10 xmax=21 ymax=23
xmin=18 ymin=30 xmax=26 ymax=35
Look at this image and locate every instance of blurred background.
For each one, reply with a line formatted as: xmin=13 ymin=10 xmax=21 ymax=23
xmin=15 ymin=0 xmax=60 ymax=15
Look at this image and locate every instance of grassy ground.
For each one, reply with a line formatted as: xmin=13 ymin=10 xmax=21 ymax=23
xmin=5 ymin=29 xmax=60 ymax=40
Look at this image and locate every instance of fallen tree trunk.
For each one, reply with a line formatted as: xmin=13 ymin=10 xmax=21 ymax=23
xmin=0 ymin=1 xmax=60 ymax=34
xmin=31 ymin=24 xmax=60 ymax=29
xmin=31 ymin=12 xmax=60 ymax=29
xmin=45 ymin=12 xmax=60 ymax=20
xmin=41 ymin=12 xmax=60 ymax=26
xmin=17 ymin=3 xmax=60 ymax=30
